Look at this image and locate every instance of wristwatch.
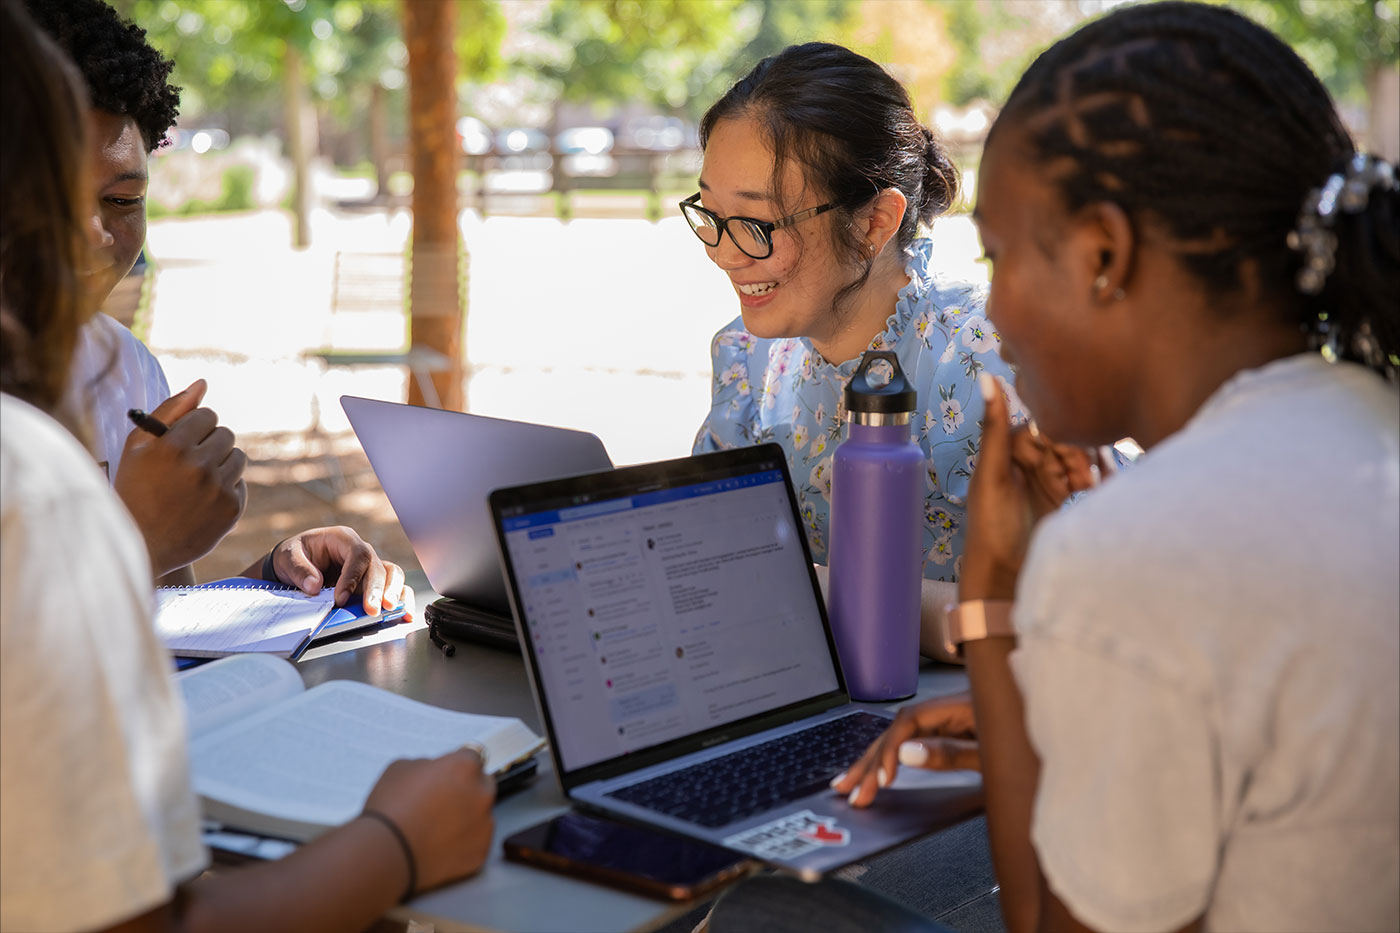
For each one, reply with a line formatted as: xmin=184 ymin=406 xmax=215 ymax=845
xmin=941 ymin=600 xmax=1015 ymax=658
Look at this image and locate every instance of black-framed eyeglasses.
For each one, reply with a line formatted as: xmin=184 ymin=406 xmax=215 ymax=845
xmin=679 ymin=192 xmax=838 ymax=260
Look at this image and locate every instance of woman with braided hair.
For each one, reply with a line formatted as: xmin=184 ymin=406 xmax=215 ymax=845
xmin=722 ymin=4 xmax=1399 ymax=932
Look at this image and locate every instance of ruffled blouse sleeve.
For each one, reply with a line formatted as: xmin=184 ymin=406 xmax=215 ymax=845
xmin=907 ymin=279 xmax=1024 ymax=579
xmin=693 ymin=316 xmax=763 ymax=454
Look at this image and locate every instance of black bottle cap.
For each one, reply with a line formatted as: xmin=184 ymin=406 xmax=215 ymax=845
xmin=843 ymin=350 xmax=916 ymax=414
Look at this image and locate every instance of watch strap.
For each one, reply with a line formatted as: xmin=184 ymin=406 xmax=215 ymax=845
xmin=944 ymin=600 xmax=1015 ymax=656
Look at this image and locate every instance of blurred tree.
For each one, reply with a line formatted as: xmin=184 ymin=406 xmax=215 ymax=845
xmin=692 ymin=0 xmax=855 ymax=107
xmin=532 ymin=0 xmax=753 ymax=116
xmin=836 ymin=0 xmax=957 ymax=115
xmin=402 ymin=0 xmax=464 ymax=410
xmin=114 ymin=0 xmax=504 ymax=240
xmin=1219 ymin=0 xmax=1397 ymax=103
xmin=936 ymin=0 xmax=1089 ymax=108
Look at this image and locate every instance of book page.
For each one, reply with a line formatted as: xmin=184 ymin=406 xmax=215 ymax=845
xmin=188 ymin=681 xmax=543 ymax=835
xmin=176 ymin=654 xmax=305 ymax=738
xmin=156 ymin=584 xmax=335 ymax=657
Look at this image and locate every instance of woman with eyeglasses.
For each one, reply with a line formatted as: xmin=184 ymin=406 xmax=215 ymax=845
xmin=685 ymin=42 xmax=1017 ymax=658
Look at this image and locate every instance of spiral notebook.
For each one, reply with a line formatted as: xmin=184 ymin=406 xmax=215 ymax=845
xmin=155 ymin=577 xmax=407 ymax=660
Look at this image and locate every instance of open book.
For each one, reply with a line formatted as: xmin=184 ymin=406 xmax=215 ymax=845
xmin=156 ymin=577 xmax=406 ymax=659
xmin=177 ymin=654 xmax=544 ymax=841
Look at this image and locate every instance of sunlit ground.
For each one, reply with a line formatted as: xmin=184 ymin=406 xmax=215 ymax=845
xmin=147 ymin=205 xmax=986 ymax=581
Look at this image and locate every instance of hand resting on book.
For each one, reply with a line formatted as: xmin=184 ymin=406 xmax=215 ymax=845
xmin=243 ymin=525 xmax=415 ymax=621
xmin=363 ymin=748 xmax=498 ymax=894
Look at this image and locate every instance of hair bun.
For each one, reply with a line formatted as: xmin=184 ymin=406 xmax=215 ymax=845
xmin=918 ymin=125 xmax=959 ymax=219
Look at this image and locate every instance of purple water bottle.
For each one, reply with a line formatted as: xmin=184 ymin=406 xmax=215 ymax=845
xmin=827 ymin=350 xmax=923 ymax=701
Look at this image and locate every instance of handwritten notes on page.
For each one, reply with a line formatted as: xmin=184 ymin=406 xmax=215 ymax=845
xmin=155 ymin=583 xmax=336 ymax=658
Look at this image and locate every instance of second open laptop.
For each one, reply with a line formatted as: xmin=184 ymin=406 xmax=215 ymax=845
xmin=489 ymin=443 xmax=982 ymax=877
xmin=341 ymin=395 xmax=613 ymax=624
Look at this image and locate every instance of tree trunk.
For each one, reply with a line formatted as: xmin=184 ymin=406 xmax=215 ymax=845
xmin=282 ymin=44 xmax=315 ymax=249
xmin=1367 ymin=64 xmax=1399 ymax=165
xmin=370 ymin=82 xmax=391 ymax=203
xmin=401 ymin=0 xmax=464 ymax=410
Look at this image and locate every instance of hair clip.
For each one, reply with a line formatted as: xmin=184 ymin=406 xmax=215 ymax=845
xmin=1288 ymin=154 xmax=1396 ymax=296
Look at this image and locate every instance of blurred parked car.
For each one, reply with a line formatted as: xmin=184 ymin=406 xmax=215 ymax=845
xmin=160 ymin=127 xmax=230 ymax=154
xmin=495 ymin=127 xmax=551 ymax=154
xmin=555 ymin=126 xmax=616 ymax=178
xmin=555 ymin=126 xmax=614 ymax=155
xmin=619 ymin=116 xmax=692 ymax=151
xmin=456 ymin=116 xmax=492 ymax=156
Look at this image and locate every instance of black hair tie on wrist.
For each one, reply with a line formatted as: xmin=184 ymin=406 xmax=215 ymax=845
xmin=259 ymin=548 xmax=279 ymax=583
xmin=361 ymin=809 xmax=417 ymax=903
xmin=259 ymin=536 xmax=294 ymax=583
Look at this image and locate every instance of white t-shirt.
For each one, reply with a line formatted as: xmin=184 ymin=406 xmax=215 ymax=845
xmin=1011 ymin=354 xmax=1399 ymax=933
xmin=65 ymin=312 xmax=171 ymax=482
xmin=0 ymin=394 xmax=206 ymax=931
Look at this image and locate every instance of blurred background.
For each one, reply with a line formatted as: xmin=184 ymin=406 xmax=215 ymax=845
xmin=103 ymin=0 xmax=1397 ymax=580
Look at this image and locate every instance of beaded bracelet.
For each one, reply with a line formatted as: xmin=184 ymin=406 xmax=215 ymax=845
xmin=361 ymin=809 xmax=417 ymax=903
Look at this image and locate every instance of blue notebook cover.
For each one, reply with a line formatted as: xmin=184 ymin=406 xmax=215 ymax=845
xmin=164 ymin=577 xmax=406 ymax=669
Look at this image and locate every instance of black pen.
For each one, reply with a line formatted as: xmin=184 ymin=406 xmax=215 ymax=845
xmin=127 ymin=408 xmax=169 ymax=437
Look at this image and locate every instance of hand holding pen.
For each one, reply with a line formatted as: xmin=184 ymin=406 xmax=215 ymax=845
xmin=112 ymin=379 xmax=249 ymax=577
xmin=126 ymin=407 xmax=169 ymax=437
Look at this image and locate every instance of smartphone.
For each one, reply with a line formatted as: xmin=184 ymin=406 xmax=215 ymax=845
xmin=503 ymin=810 xmax=755 ymax=901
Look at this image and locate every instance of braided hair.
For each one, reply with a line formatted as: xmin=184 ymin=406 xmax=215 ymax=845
xmin=24 ymin=0 xmax=180 ymax=153
xmin=701 ymin=42 xmax=960 ymax=314
xmin=996 ymin=1 xmax=1398 ymax=380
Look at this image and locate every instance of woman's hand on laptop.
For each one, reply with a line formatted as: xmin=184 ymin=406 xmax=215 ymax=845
xmin=832 ymin=692 xmax=980 ymax=808
xmin=245 ymin=525 xmax=415 ymax=620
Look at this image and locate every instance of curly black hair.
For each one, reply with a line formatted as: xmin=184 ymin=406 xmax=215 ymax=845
xmin=23 ymin=0 xmax=180 ymax=153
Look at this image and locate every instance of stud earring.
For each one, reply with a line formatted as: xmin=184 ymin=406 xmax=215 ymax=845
xmin=1093 ymin=274 xmax=1109 ymax=292
xmin=1112 ymin=287 xmax=1126 ymax=301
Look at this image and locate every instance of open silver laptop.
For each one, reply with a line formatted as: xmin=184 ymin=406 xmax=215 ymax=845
xmin=489 ymin=444 xmax=982 ymax=876
xmin=341 ymin=395 xmax=612 ymax=618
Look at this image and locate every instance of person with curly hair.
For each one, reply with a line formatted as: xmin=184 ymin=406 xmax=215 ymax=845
xmin=27 ymin=0 xmax=412 ymax=617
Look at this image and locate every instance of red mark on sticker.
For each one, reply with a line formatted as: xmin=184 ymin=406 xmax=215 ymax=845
xmin=802 ymin=823 xmax=849 ymax=846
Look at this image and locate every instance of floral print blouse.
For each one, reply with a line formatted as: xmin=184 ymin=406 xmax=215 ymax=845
xmin=693 ymin=238 xmax=1021 ymax=582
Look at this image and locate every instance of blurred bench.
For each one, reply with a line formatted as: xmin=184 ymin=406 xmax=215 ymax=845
xmin=301 ymin=251 xmax=452 ymax=497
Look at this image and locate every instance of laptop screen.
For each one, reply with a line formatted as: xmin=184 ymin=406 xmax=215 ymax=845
xmin=497 ymin=451 xmax=841 ymax=775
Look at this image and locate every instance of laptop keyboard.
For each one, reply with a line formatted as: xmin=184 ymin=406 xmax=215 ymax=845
xmin=605 ymin=711 xmax=891 ymax=828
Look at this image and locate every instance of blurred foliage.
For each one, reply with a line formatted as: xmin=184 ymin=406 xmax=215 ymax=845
xmin=110 ymin=0 xmax=1396 ymax=153
xmin=527 ymin=0 xmax=751 ymax=114
xmin=530 ymin=0 xmax=855 ymax=116
xmin=112 ymin=0 xmax=503 ymax=119
xmin=1216 ymin=0 xmax=1400 ymax=103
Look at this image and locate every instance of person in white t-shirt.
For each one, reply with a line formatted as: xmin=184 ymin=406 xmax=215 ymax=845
xmin=824 ymin=5 xmax=1399 ymax=933
xmin=29 ymin=0 xmax=412 ymax=616
xmin=1 ymin=7 xmax=494 ymax=929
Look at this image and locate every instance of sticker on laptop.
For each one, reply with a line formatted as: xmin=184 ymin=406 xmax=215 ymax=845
xmin=722 ymin=810 xmax=851 ymax=861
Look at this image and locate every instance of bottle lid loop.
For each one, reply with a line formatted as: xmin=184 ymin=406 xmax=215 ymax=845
xmin=844 ymin=350 xmax=916 ymax=414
